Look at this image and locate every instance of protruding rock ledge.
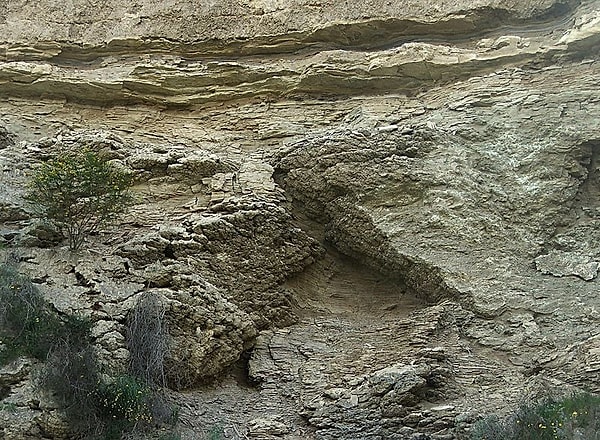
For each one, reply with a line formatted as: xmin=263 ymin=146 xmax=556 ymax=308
xmin=0 ymin=1 xmax=596 ymax=106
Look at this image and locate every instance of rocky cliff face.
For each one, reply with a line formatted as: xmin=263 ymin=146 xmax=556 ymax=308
xmin=1 ymin=0 xmax=599 ymax=438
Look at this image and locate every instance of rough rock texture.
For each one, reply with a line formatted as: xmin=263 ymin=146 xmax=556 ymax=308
xmin=1 ymin=0 xmax=600 ymax=438
xmin=146 ymin=285 xmax=257 ymax=389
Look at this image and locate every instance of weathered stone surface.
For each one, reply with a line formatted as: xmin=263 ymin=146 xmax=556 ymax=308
xmin=1 ymin=0 xmax=600 ymax=438
xmin=0 ymin=2 xmax=597 ymax=105
xmin=248 ymin=417 xmax=291 ymax=438
xmin=154 ymin=285 xmax=258 ymax=389
xmin=247 ymin=301 xmax=463 ymax=440
xmin=0 ymin=201 xmax=28 ymax=224
xmin=18 ymin=221 xmax=63 ymax=248
xmin=535 ymin=251 xmax=600 ymax=280
xmin=308 ymin=364 xmax=431 ymax=439
xmin=0 ymin=358 xmax=30 ymax=391
xmin=0 ymin=359 xmax=55 ymax=440
xmin=0 ymin=127 xmax=15 ymax=149
xmin=0 ymin=0 xmax=576 ymax=47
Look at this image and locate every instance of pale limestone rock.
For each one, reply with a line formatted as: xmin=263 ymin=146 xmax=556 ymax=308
xmin=308 ymin=360 xmax=449 ymax=440
xmin=535 ymin=251 xmax=600 ymax=281
xmin=247 ymin=417 xmax=291 ymax=437
xmin=116 ymin=231 xmax=172 ymax=266
xmin=0 ymin=0 xmax=600 ymax=438
xmin=0 ymin=0 xmax=571 ymax=46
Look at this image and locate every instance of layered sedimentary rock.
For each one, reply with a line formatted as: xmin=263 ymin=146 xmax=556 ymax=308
xmin=1 ymin=0 xmax=599 ymax=438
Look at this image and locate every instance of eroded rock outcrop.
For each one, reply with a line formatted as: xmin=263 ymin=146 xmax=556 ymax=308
xmin=1 ymin=0 xmax=600 ymax=438
xmin=145 ymin=285 xmax=257 ymax=389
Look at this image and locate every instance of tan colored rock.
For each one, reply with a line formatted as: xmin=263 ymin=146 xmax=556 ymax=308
xmin=157 ymin=285 xmax=258 ymax=389
xmin=0 ymin=0 xmax=573 ymax=45
xmin=1 ymin=0 xmax=600 ymax=438
xmin=535 ymin=251 xmax=600 ymax=281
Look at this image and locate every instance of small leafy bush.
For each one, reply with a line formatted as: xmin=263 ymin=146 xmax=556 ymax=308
xmin=471 ymin=392 xmax=600 ymax=440
xmin=96 ymin=375 xmax=153 ymax=425
xmin=27 ymin=148 xmax=133 ymax=250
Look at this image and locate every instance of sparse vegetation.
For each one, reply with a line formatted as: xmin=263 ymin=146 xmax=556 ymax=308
xmin=0 ymin=402 xmax=17 ymax=413
xmin=96 ymin=374 xmax=153 ymax=425
xmin=0 ymin=260 xmax=178 ymax=439
xmin=127 ymin=293 xmax=169 ymax=389
xmin=471 ymin=392 xmax=600 ymax=440
xmin=27 ymin=148 xmax=133 ymax=250
xmin=40 ymin=338 xmax=101 ymax=434
xmin=157 ymin=432 xmax=182 ymax=440
xmin=123 ymin=294 xmax=180 ymax=437
xmin=0 ymin=260 xmax=88 ymax=366
xmin=206 ymin=424 xmax=225 ymax=440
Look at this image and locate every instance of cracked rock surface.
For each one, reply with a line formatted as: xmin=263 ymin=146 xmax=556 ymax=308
xmin=1 ymin=0 xmax=600 ymax=438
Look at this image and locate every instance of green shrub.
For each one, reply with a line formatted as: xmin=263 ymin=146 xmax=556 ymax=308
xmin=0 ymin=261 xmax=75 ymax=365
xmin=0 ymin=402 xmax=17 ymax=413
xmin=0 ymin=259 xmax=101 ymax=434
xmin=27 ymin=148 xmax=133 ymax=250
xmin=43 ymin=336 xmax=172 ymax=439
xmin=1 ymin=262 xmax=178 ymax=439
xmin=471 ymin=392 xmax=600 ymax=440
xmin=157 ymin=432 xmax=182 ymax=440
xmin=96 ymin=375 xmax=153 ymax=425
xmin=40 ymin=339 xmax=101 ymax=434
xmin=206 ymin=424 xmax=225 ymax=440
xmin=43 ymin=334 xmax=168 ymax=438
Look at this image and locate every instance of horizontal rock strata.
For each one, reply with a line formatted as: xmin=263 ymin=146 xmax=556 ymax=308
xmin=1 ymin=0 xmax=599 ymax=438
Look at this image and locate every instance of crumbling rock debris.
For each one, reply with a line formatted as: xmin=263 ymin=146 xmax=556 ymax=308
xmin=307 ymin=361 xmax=454 ymax=440
xmin=248 ymin=417 xmax=291 ymax=437
xmin=154 ymin=285 xmax=258 ymax=389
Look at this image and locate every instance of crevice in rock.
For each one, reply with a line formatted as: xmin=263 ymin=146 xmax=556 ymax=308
xmin=229 ymin=350 xmax=257 ymax=389
xmin=0 ymin=386 xmax=9 ymax=401
xmin=163 ymin=243 xmax=176 ymax=260
xmin=537 ymin=139 xmax=600 ymax=257
xmin=274 ymin=167 xmax=462 ymax=306
xmin=74 ymin=270 xmax=93 ymax=287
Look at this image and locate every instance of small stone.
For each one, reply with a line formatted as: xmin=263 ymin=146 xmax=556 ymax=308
xmin=430 ymin=405 xmax=455 ymax=412
xmin=248 ymin=417 xmax=290 ymax=437
xmin=535 ymin=251 xmax=599 ymax=281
